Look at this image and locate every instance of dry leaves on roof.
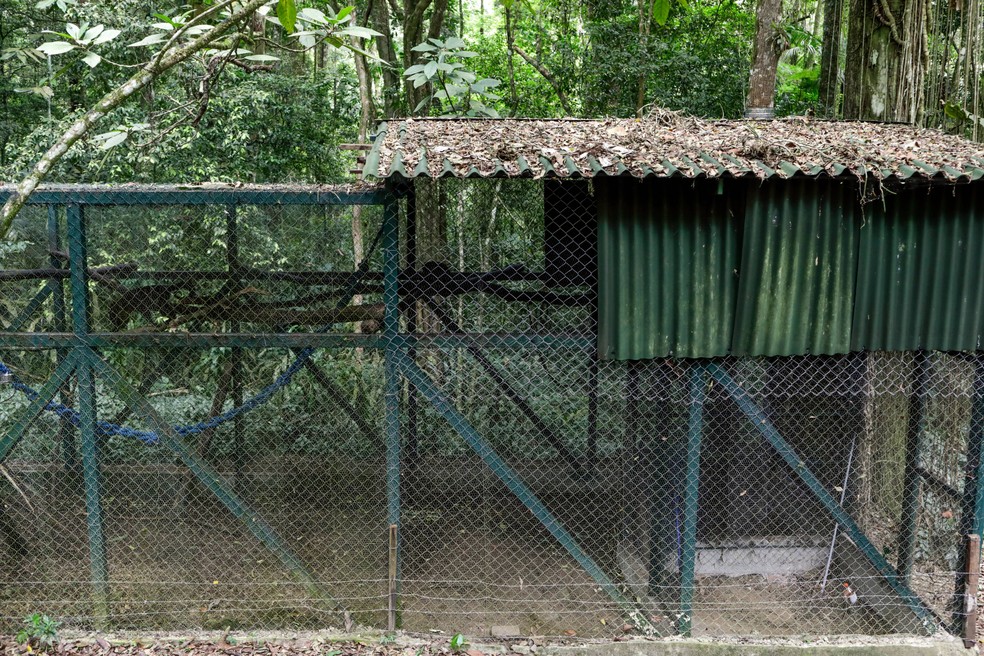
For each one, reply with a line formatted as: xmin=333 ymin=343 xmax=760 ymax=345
xmin=371 ymin=116 xmax=984 ymax=181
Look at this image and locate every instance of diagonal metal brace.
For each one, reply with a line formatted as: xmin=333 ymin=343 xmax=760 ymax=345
xmin=706 ymin=363 xmax=936 ymax=630
xmin=0 ymin=351 xmax=79 ymax=463
xmin=394 ymin=349 xmax=656 ymax=632
xmin=83 ymin=348 xmax=347 ymax=617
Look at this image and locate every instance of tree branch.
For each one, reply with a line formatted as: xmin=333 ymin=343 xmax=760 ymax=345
xmin=0 ymin=0 xmax=270 ymax=240
xmin=512 ymin=44 xmax=573 ymax=115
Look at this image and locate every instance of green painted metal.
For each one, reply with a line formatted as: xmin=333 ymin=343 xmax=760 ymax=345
xmin=706 ymin=363 xmax=936 ymax=630
xmin=395 ymin=350 xmax=656 ymax=633
xmin=852 ymin=184 xmax=984 ymax=351
xmin=0 ymin=186 xmax=385 ymax=206
xmin=67 ymin=202 xmax=109 ymax=625
xmin=83 ymin=349 xmax=344 ymax=613
xmin=954 ymin=354 xmax=984 ymax=632
xmin=77 ymin=358 xmax=109 ymax=626
xmin=678 ymin=363 xmax=706 ymax=637
xmin=49 ymin=204 xmax=76 ymax=473
xmin=382 ymin=196 xmax=402 ymax=622
xmin=0 ymin=331 xmax=594 ymax=351
xmin=897 ymin=352 xmax=931 ymax=582
xmin=732 ymin=181 xmax=859 ymax=356
xmin=6 ymin=284 xmax=54 ymax=332
xmin=597 ymin=179 xmax=739 ymax=360
xmin=0 ymin=351 xmax=79 ymax=463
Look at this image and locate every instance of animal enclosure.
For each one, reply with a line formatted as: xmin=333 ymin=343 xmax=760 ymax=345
xmin=0 ymin=170 xmax=982 ymax=640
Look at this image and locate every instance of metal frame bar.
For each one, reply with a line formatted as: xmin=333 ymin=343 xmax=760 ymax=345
xmin=394 ymin=349 xmax=653 ymax=630
xmin=66 ymin=202 xmax=110 ymax=626
xmin=382 ymin=195 xmax=403 ymax=627
xmin=898 ymin=351 xmax=931 ymax=581
xmin=0 ymin=332 xmax=595 ymax=350
xmin=0 ymin=187 xmax=386 ymax=206
xmin=84 ymin=348 xmax=344 ymax=613
xmin=0 ymin=351 xmax=79 ymax=462
xmin=955 ymin=354 xmax=984 ymax=632
xmin=706 ymin=363 xmax=936 ymax=629
xmin=678 ymin=363 xmax=706 ymax=636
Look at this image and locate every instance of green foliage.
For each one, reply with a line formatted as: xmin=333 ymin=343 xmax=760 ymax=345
xmin=404 ymin=37 xmax=501 ymax=117
xmin=15 ymin=613 xmax=60 ymax=651
xmin=449 ymin=633 xmax=467 ymax=651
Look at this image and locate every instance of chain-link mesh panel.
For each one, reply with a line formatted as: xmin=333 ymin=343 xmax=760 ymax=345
xmin=0 ymin=183 xmax=980 ymax=640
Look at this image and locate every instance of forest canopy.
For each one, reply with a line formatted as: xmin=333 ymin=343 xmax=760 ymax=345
xmin=0 ymin=0 xmax=982 ymax=192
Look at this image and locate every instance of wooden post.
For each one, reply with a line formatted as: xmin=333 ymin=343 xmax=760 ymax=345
xmin=388 ymin=523 xmax=398 ymax=631
xmin=963 ymin=534 xmax=980 ymax=649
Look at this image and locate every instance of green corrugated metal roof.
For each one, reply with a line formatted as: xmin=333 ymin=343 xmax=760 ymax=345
xmin=732 ymin=181 xmax=859 ymax=356
xmin=597 ymin=180 xmax=739 ymax=360
xmin=364 ymin=119 xmax=984 ymax=183
xmin=599 ymin=180 xmax=984 ymax=359
xmin=852 ymin=184 xmax=984 ymax=351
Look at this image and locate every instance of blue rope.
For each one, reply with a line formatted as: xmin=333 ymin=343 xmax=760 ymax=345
xmin=0 ymin=224 xmax=385 ymax=446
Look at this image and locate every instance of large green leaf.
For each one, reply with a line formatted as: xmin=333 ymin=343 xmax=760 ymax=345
xmin=277 ymin=0 xmax=297 ymax=33
xmin=652 ymin=0 xmax=670 ymax=25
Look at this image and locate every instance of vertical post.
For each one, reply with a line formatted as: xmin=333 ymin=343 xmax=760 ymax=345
xmin=898 ymin=350 xmax=931 ymax=582
xmin=48 ymin=205 xmax=76 ymax=473
xmin=226 ymin=204 xmax=245 ymax=490
xmin=404 ymin=186 xmax=418 ymax=465
xmin=954 ymin=354 xmax=984 ymax=633
xmin=587 ymin=358 xmax=599 ymax=477
xmin=388 ymin=523 xmax=398 ymax=631
xmin=678 ymin=363 xmax=705 ymax=637
xmin=67 ymin=203 xmax=109 ymax=627
xmin=382 ymin=193 xmax=402 ymax=626
xmin=962 ymin=534 xmax=981 ymax=648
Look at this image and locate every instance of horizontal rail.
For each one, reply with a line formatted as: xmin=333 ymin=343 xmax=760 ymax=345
xmin=0 ymin=332 xmax=595 ymax=350
xmin=0 ymin=187 xmax=387 ymax=206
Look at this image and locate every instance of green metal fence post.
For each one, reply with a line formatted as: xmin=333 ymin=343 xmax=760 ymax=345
xmin=49 ymin=204 xmax=77 ymax=473
xmin=954 ymin=354 xmax=984 ymax=632
xmin=67 ymin=202 xmax=109 ymax=627
xmin=382 ymin=193 xmax=402 ymax=627
xmin=678 ymin=363 xmax=706 ymax=636
xmin=706 ymin=363 xmax=935 ymax=630
xmin=898 ymin=350 xmax=931 ymax=582
xmin=396 ymin=350 xmax=655 ymax=633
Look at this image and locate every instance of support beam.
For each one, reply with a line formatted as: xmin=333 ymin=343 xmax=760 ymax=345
xmin=395 ymin=350 xmax=654 ymax=631
xmin=382 ymin=196 xmax=402 ymax=627
xmin=706 ymin=363 xmax=935 ymax=630
xmin=954 ymin=354 xmax=984 ymax=633
xmin=67 ymin=202 xmax=109 ymax=627
xmin=426 ymin=299 xmax=582 ymax=473
xmin=49 ymin=205 xmax=76 ymax=473
xmin=898 ymin=351 xmax=931 ymax=581
xmin=84 ymin=349 xmax=345 ymax=615
xmin=678 ymin=364 xmax=706 ymax=637
xmin=0 ymin=352 xmax=79 ymax=463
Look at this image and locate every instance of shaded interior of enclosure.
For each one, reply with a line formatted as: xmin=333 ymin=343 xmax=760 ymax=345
xmin=0 ymin=180 xmax=982 ymax=640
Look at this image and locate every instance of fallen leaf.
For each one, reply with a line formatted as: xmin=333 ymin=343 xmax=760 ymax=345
xmin=95 ymin=637 xmax=110 ymax=651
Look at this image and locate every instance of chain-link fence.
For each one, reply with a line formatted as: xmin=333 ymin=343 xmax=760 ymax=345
xmin=0 ymin=182 xmax=980 ymax=640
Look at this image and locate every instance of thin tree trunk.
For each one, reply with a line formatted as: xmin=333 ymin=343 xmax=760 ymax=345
xmin=372 ymin=0 xmax=403 ymax=117
xmin=746 ymin=0 xmax=784 ymax=113
xmin=512 ymin=45 xmax=574 ymax=114
xmin=505 ymin=6 xmax=520 ymax=112
xmin=636 ymin=0 xmax=652 ymax=118
xmin=818 ymin=0 xmax=844 ymax=117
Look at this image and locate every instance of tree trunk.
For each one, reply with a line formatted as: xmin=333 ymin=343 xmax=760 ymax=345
xmin=371 ymin=0 xmax=403 ymax=117
xmin=842 ymin=0 xmax=926 ymax=122
xmin=746 ymin=0 xmax=784 ymax=114
xmin=818 ymin=0 xmax=844 ymax=117
xmin=636 ymin=0 xmax=652 ymax=118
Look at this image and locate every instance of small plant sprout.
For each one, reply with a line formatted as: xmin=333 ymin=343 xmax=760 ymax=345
xmin=449 ymin=633 xmax=468 ymax=651
xmin=403 ymin=37 xmax=500 ymax=117
xmin=15 ymin=613 xmax=60 ymax=652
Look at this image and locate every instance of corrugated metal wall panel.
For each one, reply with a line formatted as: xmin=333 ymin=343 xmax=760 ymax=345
xmin=597 ymin=180 xmax=739 ymax=360
xmin=852 ymin=185 xmax=984 ymax=351
xmin=732 ymin=181 xmax=859 ymax=356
